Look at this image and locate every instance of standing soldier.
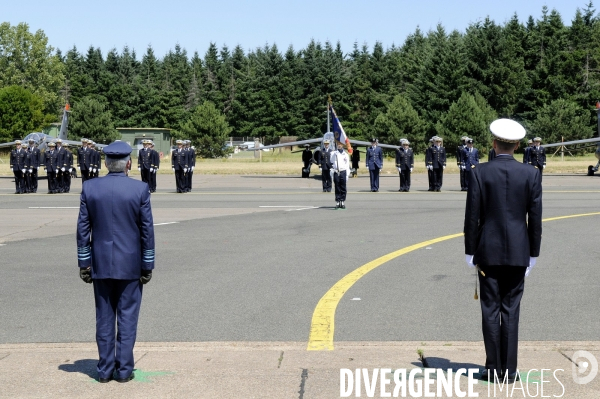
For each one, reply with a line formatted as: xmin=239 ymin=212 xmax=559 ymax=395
xmin=138 ymin=140 xmax=152 ymax=184
xmin=366 ymin=138 xmax=383 ymax=192
xmin=488 ymin=148 xmax=496 ymax=162
xmin=528 ymin=137 xmax=546 ymax=180
xmin=457 ymin=136 xmax=468 ymax=191
xmin=149 ymin=141 xmax=159 ymax=193
xmin=63 ymin=143 xmax=74 ymax=193
xmin=523 ymin=139 xmax=533 ymax=164
xmin=320 ymin=140 xmax=333 ymax=192
xmin=26 ymin=138 xmax=41 ymax=193
xmin=186 ymin=140 xmax=196 ymax=192
xmin=172 ymin=140 xmax=188 ymax=193
xmin=331 ymin=141 xmax=351 ymax=209
xmin=396 ymin=139 xmax=414 ymax=192
xmin=78 ymin=139 xmax=92 ymax=182
xmin=350 ymin=145 xmax=360 ymax=177
xmin=10 ymin=140 xmax=27 ymax=194
xmin=45 ymin=142 xmax=59 ymax=193
xmin=461 ymin=138 xmax=479 ymax=191
xmin=55 ymin=139 xmax=67 ymax=192
xmin=426 ymin=138 xmax=434 ymax=191
xmin=428 ymin=136 xmax=446 ymax=192
xmin=95 ymin=142 xmax=103 ymax=177
xmin=88 ymin=141 xmax=98 ymax=179
xmin=301 ymin=144 xmax=313 ymax=178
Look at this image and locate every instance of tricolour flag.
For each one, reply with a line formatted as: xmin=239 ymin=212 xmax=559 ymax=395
xmin=329 ymin=104 xmax=352 ymax=154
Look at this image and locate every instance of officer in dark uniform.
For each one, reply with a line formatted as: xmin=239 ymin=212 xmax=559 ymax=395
xmin=138 ymin=140 xmax=152 ymax=184
xmin=62 ymin=143 xmax=74 ymax=193
xmin=427 ymin=136 xmax=446 ymax=192
xmin=301 ymin=145 xmax=313 ymax=178
xmin=77 ymin=140 xmax=155 ymax=383
xmin=350 ymin=145 xmax=360 ymax=177
xmin=320 ymin=140 xmax=333 ymax=192
xmin=149 ymin=141 xmax=159 ymax=193
xmin=10 ymin=140 xmax=27 ymax=194
xmin=88 ymin=141 xmax=99 ymax=179
xmin=77 ymin=139 xmax=92 ymax=182
xmin=45 ymin=142 xmax=59 ymax=193
xmin=26 ymin=138 xmax=41 ymax=193
xmin=55 ymin=139 xmax=67 ymax=192
xmin=366 ymin=138 xmax=383 ymax=192
xmin=464 ymin=118 xmax=542 ymax=383
xmin=488 ymin=148 xmax=496 ymax=162
xmin=457 ymin=136 xmax=468 ymax=190
xmin=396 ymin=139 xmax=414 ymax=192
xmin=172 ymin=140 xmax=188 ymax=193
xmin=426 ymin=138 xmax=434 ymax=190
xmin=461 ymin=138 xmax=479 ymax=191
xmin=94 ymin=142 xmax=103 ymax=178
xmin=528 ymin=137 xmax=546 ymax=181
xmin=522 ymin=139 xmax=533 ymax=164
xmin=186 ymin=140 xmax=196 ymax=192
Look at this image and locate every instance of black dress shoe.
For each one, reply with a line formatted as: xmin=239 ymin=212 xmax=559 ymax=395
xmin=98 ymin=374 xmax=113 ymax=383
xmin=505 ymin=372 xmax=519 ymax=383
xmin=115 ymin=372 xmax=135 ymax=383
xmin=478 ymin=369 xmax=491 ymax=381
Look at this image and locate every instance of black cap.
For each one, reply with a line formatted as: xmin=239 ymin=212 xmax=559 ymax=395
xmin=103 ymin=141 xmax=132 ymax=158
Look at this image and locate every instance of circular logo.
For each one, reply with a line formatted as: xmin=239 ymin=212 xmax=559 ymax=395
xmin=572 ymin=351 xmax=598 ymax=385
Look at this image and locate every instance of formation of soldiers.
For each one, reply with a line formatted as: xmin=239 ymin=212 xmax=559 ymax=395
xmin=456 ymin=136 xmax=480 ymax=191
xmin=76 ymin=138 xmax=103 ymax=184
xmin=171 ymin=139 xmax=196 ymax=193
xmin=137 ymin=139 xmax=160 ymax=193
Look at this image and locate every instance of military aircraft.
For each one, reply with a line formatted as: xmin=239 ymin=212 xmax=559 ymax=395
xmin=542 ymin=104 xmax=600 ymax=175
xmin=0 ymin=104 xmax=93 ymax=151
xmin=252 ymin=105 xmax=400 ymax=177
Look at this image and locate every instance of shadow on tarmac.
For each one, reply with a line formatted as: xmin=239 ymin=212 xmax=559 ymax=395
xmin=58 ymin=359 xmax=97 ymax=379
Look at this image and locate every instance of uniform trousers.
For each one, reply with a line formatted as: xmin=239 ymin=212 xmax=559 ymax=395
xmin=27 ymin=169 xmax=38 ymax=192
xmin=478 ymin=265 xmax=526 ymax=376
xmin=464 ymin=171 xmax=472 ymax=190
xmin=13 ymin=170 xmax=25 ymax=193
xmin=369 ymin=168 xmax=380 ymax=191
xmin=149 ymin=171 xmax=157 ymax=192
xmin=175 ymin=169 xmax=186 ymax=192
xmin=322 ymin=169 xmax=332 ymax=191
xmin=432 ymin=168 xmax=443 ymax=190
xmin=459 ymin=168 xmax=466 ymax=189
xmin=427 ymin=169 xmax=433 ymax=190
xmin=81 ymin=169 xmax=90 ymax=183
xmin=400 ymin=169 xmax=411 ymax=191
xmin=140 ymin=168 xmax=150 ymax=184
xmin=47 ymin=171 xmax=57 ymax=193
xmin=334 ymin=171 xmax=347 ymax=201
xmin=94 ymin=278 xmax=143 ymax=380
xmin=57 ymin=171 xmax=65 ymax=192
xmin=64 ymin=171 xmax=71 ymax=192
xmin=187 ymin=171 xmax=193 ymax=191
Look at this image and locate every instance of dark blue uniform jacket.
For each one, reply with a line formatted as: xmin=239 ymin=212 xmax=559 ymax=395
xmin=77 ymin=172 xmax=155 ymax=279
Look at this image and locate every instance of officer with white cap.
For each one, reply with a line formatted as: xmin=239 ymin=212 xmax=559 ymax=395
xmin=320 ymin=139 xmax=333 ymax=191
xmin=522 ymin=139 xmax=533 ymax=164
xmin=172 ymin=139 xmax=188 ymax=193
xmin=395 ymin=139 xmax=414 ymax=192
xmin=461 ymin=138 xmax=479 ymax=191
xmin=457 ymin=136 xmax=468 ymax=190
xmin=528 ymin=137 xmax=546 ymax=180
xmin=464 ymin=118 xmax=542 ymax=383
xmin=45 ymin=142 xmax=59 ymax=193
xmin=10 ymin=140 xmax=27 ymax=194
xmin=78 ymin=139 xmax=92 ymax=182
xmin=77 ymin=140 xmax=154 ymax=383
xmin=427 ymin=136 xmax=446 ymax=192
xmin=63 ymin=143 xmax=74 ymax=193
xmin=26 ymin=138 xmax=41 ymax=193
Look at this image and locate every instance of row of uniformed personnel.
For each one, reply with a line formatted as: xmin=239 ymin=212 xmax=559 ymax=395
xmin=77 ymin=138 xmax=103 ymax=183
xmin=171 ymin=139 xmax=196 ymax=193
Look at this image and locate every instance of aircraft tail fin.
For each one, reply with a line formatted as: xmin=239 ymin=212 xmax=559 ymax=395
xmin=58 ymin=104 xmax=70 ymax=141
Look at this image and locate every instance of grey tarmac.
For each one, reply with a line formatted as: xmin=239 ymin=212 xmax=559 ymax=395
xmin=0 ymin=172 xmax=599 ymax=398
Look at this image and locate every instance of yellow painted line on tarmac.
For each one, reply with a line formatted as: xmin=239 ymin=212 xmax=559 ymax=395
xmin=307 ymin=211 xmax=600 ymax=351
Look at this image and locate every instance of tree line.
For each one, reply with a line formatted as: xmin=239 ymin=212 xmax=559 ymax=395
xmin=1 ymin=3 xmax=599 ymax=157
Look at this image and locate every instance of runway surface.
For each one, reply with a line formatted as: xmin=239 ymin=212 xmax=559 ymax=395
xmin=1 ymin=172 xmax=599 ymax=345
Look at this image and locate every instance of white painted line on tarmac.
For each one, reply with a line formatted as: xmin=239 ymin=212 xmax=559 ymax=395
xmin=286 ymin=207 xmax=320 ymax=211
xmin=259 ymin=205 xmax=314 ymax=208
xmin=154 ymin=222 xmax=179 ymax=226
xmin=28 ymin=207 xmax=79 ymax=209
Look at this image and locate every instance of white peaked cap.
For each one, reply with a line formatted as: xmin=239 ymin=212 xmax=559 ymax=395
xmin=489 ymin=119 xmax=526 ymax=143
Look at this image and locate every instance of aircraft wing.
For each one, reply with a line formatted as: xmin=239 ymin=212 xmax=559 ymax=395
xmin=349 ymin=139 xmax=400 ymax=150
xmin=252 ymin=138 xmax=323 ymax=150
xmin=542 ymin=137 xmax=600 ymax=148
xmin=0 ymin=140 xmax=18 ymax=149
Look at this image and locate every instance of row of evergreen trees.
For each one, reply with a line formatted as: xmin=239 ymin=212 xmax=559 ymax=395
xmin=1 ymin=4 xmax=599 ymax=156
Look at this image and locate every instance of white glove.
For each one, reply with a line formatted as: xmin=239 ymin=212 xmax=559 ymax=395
xmin=37 ymin=167 xmax=39 ymax=170
xmin=319 ymin=167 xmax=322 ymax=171
xmin=542 ymin=165 xmax=545 ymax=169
xmin=397 ymin=167 xmax=401 ymax=172
xmin=191 ymin=166 xmax=194 ymax=171
xmin=426 ymin=165 xmax=432 ymax=170
xmin=525 ymin=257 xmax=537 ymax=277
xmin=466 ymin=255 xmax=475 ymax=268
xmin=172 ymin=168 xmax=175 ymax=172
xmin=93 ymin=168 xmax=97 ymax=173
xmin=61 ymin=167 xmax=66 ymax=172
xmin=184 ymin=168 xmax=188 ymax=173
xmin=153 ymin=169 xmax=157 ymax=173
xmin=138 ymin=167 xmax=141 ymax=171
xmin=28 ymin=169 xmax=32 ymax=173
xmin=69 ymin=168 xmax=72 ymax=173
xmin=78 ymin=166 xmax=81 ymax=171
xmin=150 ymin=168 xmax=154 ymax=172
xmin=21 ymin=169 xmax=25 ymax=173
xmin=410 ymin=168 xmax=413 ymax=173
xmin=443 ymin=166 xmax=446 ymax=170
